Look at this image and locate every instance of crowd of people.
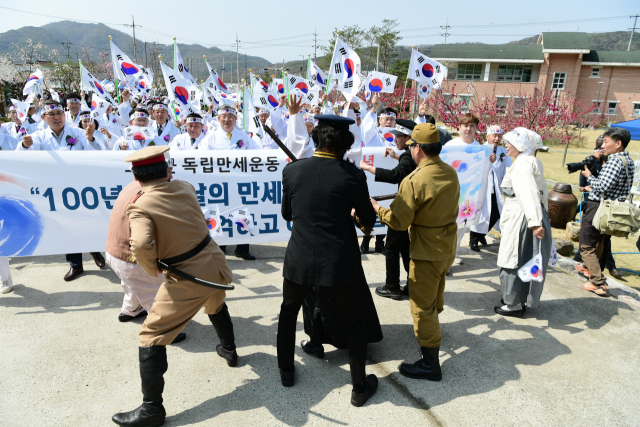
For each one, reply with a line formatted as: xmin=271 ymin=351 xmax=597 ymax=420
xmin=0 ymin=86 xmax=636 ymax=426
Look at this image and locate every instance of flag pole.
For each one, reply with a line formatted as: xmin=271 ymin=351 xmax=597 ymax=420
xmin=399 ymin=46 xmax=414 ymax=118
xmin=242 ymin=81 xmax=246 ymax=131
xmin=322 ymin=32 xmax=340 ymax=111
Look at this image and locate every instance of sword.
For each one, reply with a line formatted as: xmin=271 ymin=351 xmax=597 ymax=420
xmin=372 ymin=193 xmax=397 ymax=201
xmin=263 ymin=125 xmax=298 ymax=162
xmin=157 ymin=259 xmax=235 ymax=291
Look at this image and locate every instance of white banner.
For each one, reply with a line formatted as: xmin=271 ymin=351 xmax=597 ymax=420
xmin=0 ymin=146 xmax=491 ymax=257
xmin=0 ymin=149 xmax=399 ymax=257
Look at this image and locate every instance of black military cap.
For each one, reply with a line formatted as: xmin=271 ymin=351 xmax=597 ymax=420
xmin=389 ymin=119 xmax=417 ymax=136
xmin=314 ymin=114 xmax=355 ymax=130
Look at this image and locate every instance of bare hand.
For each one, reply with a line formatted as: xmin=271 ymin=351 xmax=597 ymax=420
xmin=532 ymin=226 xmax=545 ymax=240
xmin=579 ymin=186 xmax=585 ymax=192
xmin=585 ymin=186 xmax=592 ymax=192
xmin=287 ymin=94 xmax=303 ymax=116
xmin=359 ymin=160 xmax=372 ymax=172
xmin=418 ymin=100 xmax=428 ymax=116
xmin=121 ymin=89 xmax=131 ymax=102
xmin=100 ymin=128 xmax=111 ymax=139
xmin=278 ymin=94 xmax=287 ymax=108
xmin=489 ymin=153 xmax=496 ymax=163
xmin=84 ymin=128 xmax=95 ymax=141
xmin=321 ymin=94 xmax=328 ymax=103
xmin=119 ymin=141 xmax=129 ymax=150
xmin=370 ymin=197 xmax=381 ymax=214
xmin=371 ymin=94 xmax=380 ymax=111
xmin=22 ymin=135 xmax=33 ymax=148
xmin=580 ymin=166 xmax=592 ymax=178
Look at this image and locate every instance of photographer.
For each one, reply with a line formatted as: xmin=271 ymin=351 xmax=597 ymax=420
xmin=574 ymin=136 xmax=623 ymax=278
xmin=578 ymin=128 xmax=634 ymax=296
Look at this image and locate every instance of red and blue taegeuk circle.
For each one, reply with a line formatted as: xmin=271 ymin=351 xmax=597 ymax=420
xmin=174 ymin=86 xmax=189 ymax=105
xmin=344 ymin=58 xmax=355 ymax=78
xmin=383 ymin=132 xmax=394 ymax=142
xmin=421 ymin=64 xmax=434 ymax=78
xmin=295 ymin=82 xmax=309 ymax=94
xmin=368 ymin=78 xmax=383 ymax=92
xmin=94 ymin=81 xmax=105 ymax=94
xmin=218 ymin=78 xmax=227 ymax=90
xmin=121 ymin=62 xmax=139 ymax=75
xmin=267 ymin=95 xmax=279 ymax=108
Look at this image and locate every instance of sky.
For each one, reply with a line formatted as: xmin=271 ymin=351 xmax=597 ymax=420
xmin=0 ymin=0 xmax=638 ymax=64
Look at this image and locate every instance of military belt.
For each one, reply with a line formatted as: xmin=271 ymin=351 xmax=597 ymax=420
xmin=160 ymin=234 xmax=212 ymax=265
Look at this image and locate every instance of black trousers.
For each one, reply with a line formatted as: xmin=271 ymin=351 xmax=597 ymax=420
xmin=361 ymin=234 xmax=384 ymax=246
xmin=385 ymin=228 xmax=410 ymax=287
xmin=66 ymin=253 xmax=101 ymax=268
xmin=219 ymin=244 xmax=249 ymax=253
xmin=277 ymin=279 xmax=367 ymax=385
xmin=469 ymin=192 xmax=501 ymax=245
xmin=574 ymin=235 xmax=617 ymax=270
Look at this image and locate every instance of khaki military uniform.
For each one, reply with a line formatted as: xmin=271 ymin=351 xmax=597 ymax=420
xmin=127 ymin=178 xmax=233 ymax=347
xmin=377 ymin=155 xmax=459 ymax=348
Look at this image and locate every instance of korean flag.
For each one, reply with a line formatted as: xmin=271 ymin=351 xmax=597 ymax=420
xmin=407 ymin=49 xmax=447 ymax=90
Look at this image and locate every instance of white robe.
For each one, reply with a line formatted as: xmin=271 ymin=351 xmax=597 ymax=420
xmin=285 ymin=113 xmax=315 ymax=159
xmin=470 ymin=145 xmax=512 ymax=234
xmin=198 ymin=127 xmax=261 ymax=150
xmin=16 ymin=124 xmax=93 ymax=151
xmin=101 ymin=113 xmax=124 ymax=138
xmin=85 ymin=131 xmax=109 ymax=150
xmin=65 ymin=111 xmax=82 ymax=128
xmin=111 ymin=135 xmax=167 ymax=151
xmin=497 ymin=152 xmax=549 ymax=269
xmin=169 ymin=133 xmax=205 ymax=150
xmin=0 ymin=133 xmax=18 ymax=151
xmin=150 ymin=120 xmax=181 ymax=144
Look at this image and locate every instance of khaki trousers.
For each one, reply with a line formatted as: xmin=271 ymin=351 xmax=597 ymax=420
xmin=408 ymin=257 xmax=455 ymax=348
xmin=139 ymin=275 xmax=226 ymax=346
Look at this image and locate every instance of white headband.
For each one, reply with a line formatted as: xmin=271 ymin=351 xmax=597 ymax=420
xmin=218 ymin=107 xmax=237 ymax=115
xmin=45 ymin=104 xmax=64 ymax=112
xmin=186 ymin=116 xmax=203 ymax=124
xmin=395 ymin=124 xmax=412 ymax=136
xmin=153 ymin=104 xmax=168 ymax=111
xmin=258 ymin=109 xmax=270 ymax=115
xmin=381 ymin=111 xmax=397 ymax=119
xmin=67 ymin=98 xmax=81 ymax=103
xmin=9 ymin=106 xmax=16 ymax=111
xmin=131 ymin=111 xmax=148 ymax=119
xmin=79 ymin=113 xmax=92 ymax=120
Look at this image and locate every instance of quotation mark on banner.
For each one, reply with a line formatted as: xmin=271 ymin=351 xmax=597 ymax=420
xmin=30 ymin=187 xmax=40 ymax=195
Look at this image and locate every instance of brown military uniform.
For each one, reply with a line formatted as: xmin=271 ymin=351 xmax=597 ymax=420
xmin=377 ymin=155 xmax=459 ymax=348
xmin=127 ymin=178 xmax=233 ymax=346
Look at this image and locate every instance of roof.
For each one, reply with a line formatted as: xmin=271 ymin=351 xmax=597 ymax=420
xmin=582 ymin=50 xmax=640 ymax=65
xmin=430 ymin=44 xmax=544 ymax=63
xmin=538 ymin=32 xmax=591 ymax=52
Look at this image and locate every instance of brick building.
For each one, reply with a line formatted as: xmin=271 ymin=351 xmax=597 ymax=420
xmin=430 ymin=32 xmax=640 ymax=120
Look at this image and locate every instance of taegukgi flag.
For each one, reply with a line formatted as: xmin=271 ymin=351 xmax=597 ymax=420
xmin=330 ymin=38 xmax=361 ymax=95
xmin=80 ymin=64 xmax=117 ymax=105
xmin=22 ymin=69 xmax=43 ymax=98
xmin=407 ymin=49 xmax=447 ymax=90
xmin=363 ymin=71 xmax=397 ymax=94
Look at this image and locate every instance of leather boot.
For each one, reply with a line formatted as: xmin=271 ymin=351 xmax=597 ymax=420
xmin=208 ymin=303 xmax=238 ymax=367
xmin=112 ymin=346 xmax=167 ymax=426
xmin=375 ymin=284 xmax=402 ymax=300
xmin=399 ymin=347 xmax=442 ymax=381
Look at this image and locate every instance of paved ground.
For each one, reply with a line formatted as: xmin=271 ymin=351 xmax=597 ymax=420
xmin=1 ymin=236 xmax=640 ymax=427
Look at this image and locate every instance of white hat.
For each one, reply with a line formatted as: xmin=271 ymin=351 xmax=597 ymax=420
xmin=503 ymin=127 xmax=542 ymax=153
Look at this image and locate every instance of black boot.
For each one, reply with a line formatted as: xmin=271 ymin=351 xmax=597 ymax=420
xmin=112 ymin=346 xmax=167 ymax=426
xmin=375 ymin=284 xmax=402 ymax=300
xmin=360 ymin=236 xmax=371 ymax=253
xmin=208 ymin=303 xmax=238 ymax=367
xmin=399 ymin=347 xmax=442 ymax=381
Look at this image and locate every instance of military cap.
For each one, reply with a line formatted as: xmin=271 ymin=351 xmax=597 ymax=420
xmin=389 ymin=119 xmax=417 ymax=136
xmin=125 ymin=146 xmax=170 ymax=167
xmin=408 ymin=123 xmax=440 ymax=146
xmin=313 ymin=114 xmax=355 ymax=130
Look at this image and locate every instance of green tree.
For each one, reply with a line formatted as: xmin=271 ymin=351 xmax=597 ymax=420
xmin=320 ymin=25 xmax=366 ymax=68
xmin=377 ymin=19 xmax=402 ymax=72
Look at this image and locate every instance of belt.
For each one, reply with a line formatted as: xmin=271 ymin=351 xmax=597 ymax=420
xmin=161 ymin=234 xmax=211 ymax=265
xmin=157 ymin=234 xmax=234 ymax=291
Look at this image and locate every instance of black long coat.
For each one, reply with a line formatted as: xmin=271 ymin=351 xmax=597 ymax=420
xmin=282 ymin=155 xmax=377 ymax=287
xmin=374 ymin=148 xmax=417 ymax=187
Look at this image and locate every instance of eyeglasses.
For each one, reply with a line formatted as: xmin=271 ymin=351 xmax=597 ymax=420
xmin=46 ymin=111 xmax=64 ymax=117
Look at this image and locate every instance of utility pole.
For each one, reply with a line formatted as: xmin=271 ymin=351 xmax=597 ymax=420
xmin=61 ymin=39 xmax=71 ymax=61
xmin=629 ymin=15 xmax=639 ymax=51
xmin=440 ymin=19 xmax=451 ymax=44
xmin=313 ymin=29 xmax=318 ymax=61
xmin=124 ymin=16 xmax=140 ymax=62
xmin=235 ymin=34 xmax=240 ymax=86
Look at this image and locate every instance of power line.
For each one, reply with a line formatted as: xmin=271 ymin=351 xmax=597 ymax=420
xmin=0 ymin=6 xmax=125 ymax=26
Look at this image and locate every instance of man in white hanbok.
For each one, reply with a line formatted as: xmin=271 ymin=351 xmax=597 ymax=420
xmin=169 ymin=113 xmax=205 ymax=150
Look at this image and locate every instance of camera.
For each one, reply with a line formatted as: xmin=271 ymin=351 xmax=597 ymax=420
xmin=567 ymin=155 xmax=599 ymax=177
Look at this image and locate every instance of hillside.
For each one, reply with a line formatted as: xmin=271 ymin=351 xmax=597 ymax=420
xmin=507 ymin=31 xmax=640 ymax=51
xmin=0 ymin=21 xmax=271 ymax=77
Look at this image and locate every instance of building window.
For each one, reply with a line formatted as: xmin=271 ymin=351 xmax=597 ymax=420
xmin=633 ymin=103 xmax=640 ymax=116
xmin=497 ymin=64 xmax=533 ymax=82
xmin=459 ymin=95 xmax=472 ymax=113
xmin=456 ymin=63 xmax=482 ymax=81
xmin=591 ymin=68 xmax=600 ymax=77
xmin=592 ymin=101 xmax=602 ymax=114
xmin=607 ymin=102 xmax=619 ymax=115
xmin=496 ymin=97 xmax=508 ymax=114
xmin=552 ymin=72 xmax=566 ymax=90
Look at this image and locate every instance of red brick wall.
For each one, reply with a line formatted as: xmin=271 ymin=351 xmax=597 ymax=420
xmin=576 ymin=65 xmax=640 ymax=120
